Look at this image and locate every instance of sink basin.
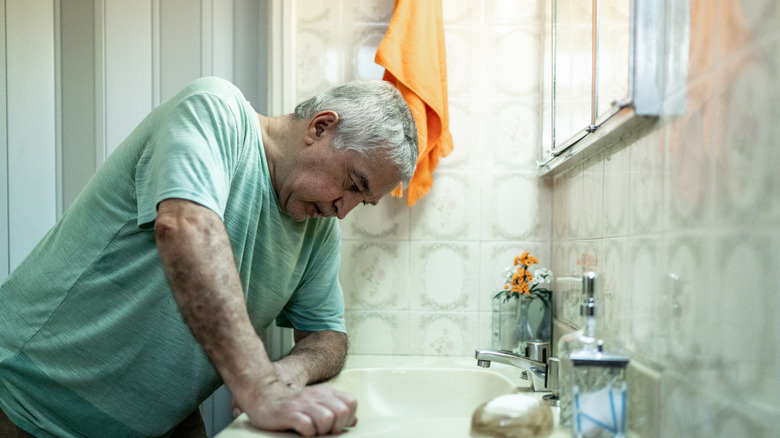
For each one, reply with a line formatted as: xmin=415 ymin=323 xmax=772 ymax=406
xmin=215 ymin=355 xmax=566 ymax=438
xmin=328 ymin=367 xmax=517 ymax=418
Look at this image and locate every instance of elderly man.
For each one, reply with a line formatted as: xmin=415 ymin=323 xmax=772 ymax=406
xmin=0 ymin=76 xmax=418 ymax=437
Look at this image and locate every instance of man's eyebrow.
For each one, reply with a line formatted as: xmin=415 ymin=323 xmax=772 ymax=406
xmin=357 ymin=172 xmax=377 ymax=205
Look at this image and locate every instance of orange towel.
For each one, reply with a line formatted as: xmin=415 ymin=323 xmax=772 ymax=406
xmin=375 ymin=0 xmax=453 ymax=206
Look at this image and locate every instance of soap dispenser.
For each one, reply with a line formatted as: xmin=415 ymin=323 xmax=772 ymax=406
xmin=557 ymin=271 xmax=629 ymax=437
xmin=558 ymin=271 xmax=599 ymax=428
xmin=570 ymin=341 xmax=629 ymax=438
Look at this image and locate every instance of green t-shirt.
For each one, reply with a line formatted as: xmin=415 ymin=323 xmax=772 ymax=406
xmin=0 ymin=77 xmax=345 ymax=437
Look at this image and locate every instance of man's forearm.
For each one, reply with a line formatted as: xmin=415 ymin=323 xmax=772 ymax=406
xmin=276 ymin=330 xmax=348 ymax=386
xmin=154 ymin=199 xmax=277 ymax=402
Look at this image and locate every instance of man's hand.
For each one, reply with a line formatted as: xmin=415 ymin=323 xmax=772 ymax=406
xmin=239 ymin=381 xmax=357 ymax=437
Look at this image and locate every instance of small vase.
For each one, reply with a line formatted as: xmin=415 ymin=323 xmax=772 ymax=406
xmin=512 ymin=297 xmax=536 ymax=354
xmin=493 ymin=294 xmax=552 ymax=354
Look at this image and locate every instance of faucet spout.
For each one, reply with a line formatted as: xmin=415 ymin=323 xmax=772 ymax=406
xmin=475 ymin=346 xmax=557 ymax=393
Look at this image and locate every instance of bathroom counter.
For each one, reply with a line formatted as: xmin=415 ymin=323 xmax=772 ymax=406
xmin=216 ymin=355 xmax=570 ymax=438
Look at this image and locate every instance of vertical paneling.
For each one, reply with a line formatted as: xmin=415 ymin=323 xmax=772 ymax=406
xmin=212 ymin=0 xmax=234 ymax=80
xmin=160 ymin=0 xmax=202 ymax=100
xmin=104 ymin=0 xmax=153 ymax=156
xmin=5 ymin=0 xmax=57 ymax=271
xmin=0 ymin=0 xmax=8 ymax=279
xmin=60 ymin=0 xmax=96 ymax=208
xmin=233 ymin=0 xmax=263 ymax=107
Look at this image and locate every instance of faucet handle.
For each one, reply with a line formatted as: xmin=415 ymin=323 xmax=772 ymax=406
xmin=525 ymin=341 xmax=550 ymax=363
xmin=546 ymin=357 xmax=560 ymax=395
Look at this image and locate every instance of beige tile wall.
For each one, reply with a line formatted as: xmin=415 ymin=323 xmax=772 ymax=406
xmin=292 ymin=0 xmax=551 ymax=356
xmin=293 ymin=0 xmax=779 ymax=434
xmin=551 ymin=1 xmax=780 ymax=435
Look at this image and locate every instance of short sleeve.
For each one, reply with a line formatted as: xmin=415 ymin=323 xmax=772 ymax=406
xmin=275 ymin=220 xmax=347 ymax=333
xmin=135 ymin=92 xmax=244 ymax=228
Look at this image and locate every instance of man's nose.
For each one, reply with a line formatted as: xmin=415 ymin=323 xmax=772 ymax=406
xmin=335 ymin=191 xmax=363 ymax=219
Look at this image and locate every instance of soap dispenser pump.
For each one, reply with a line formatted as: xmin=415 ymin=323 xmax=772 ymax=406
xmin=557 ymin=271 xmax=601 ymax=428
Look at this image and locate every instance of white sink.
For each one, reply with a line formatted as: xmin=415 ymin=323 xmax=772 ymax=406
xmin=216 ymin=355 xmax=567 ymax=438
xmin=328 ymin=366 xmax=517 ymax=418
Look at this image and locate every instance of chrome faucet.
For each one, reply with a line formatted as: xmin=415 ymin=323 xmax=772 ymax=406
xmin=475 ymin=341 xmax=559 ymax=394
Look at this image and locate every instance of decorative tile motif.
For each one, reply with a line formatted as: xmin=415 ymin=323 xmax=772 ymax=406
xmin=345 ymin=311 xmax=408 ymax=355
xmin=343 ymin=25 xmax=387 ymax=81
xmin=339 ymin=195 xmax=409 ymax=240
xmin=409 ymin=312 xmax=476 ymax=356
xmin=410 ymin=172 xmax=478 ymax=240
xmin=629 ymin=131 xmax=664 ymax=234
xmin=346 ymin=0 xmax=394 ymax=23
xmin=483 ymin=101 xmax=541 ymax=170
xmin=602 ymin=144 xmax=630 ymax=237
xmin=438 ymin=101 xmax=480 ymax=171
xmin=484 ymin=0 xmax=541 ymax=26
xmin=485 ymin=27 xmax=540 ymax=97
xmin=410 ymin=242 xmax=478 ymax=311
xmin=714 ymin=56 xmax=776 ymax=226
xmin=481 ymin=172 xmax=547 ymax=241
xmin=295 ymin=27 xmax=340 ymax=95
xmin=296 ymin=0 xmax=337 ymax=24
xmin=581 ymin=153 xmax=604 ymax=239
xmin=340 ymin=241 xmax=409 ymax=310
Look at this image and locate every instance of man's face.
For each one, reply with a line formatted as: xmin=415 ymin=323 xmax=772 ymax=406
xmin=277 ymin=140 xmax=400 ymax=222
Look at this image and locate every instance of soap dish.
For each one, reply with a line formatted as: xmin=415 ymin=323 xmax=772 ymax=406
xmin=470 ymin=393 xmax=554 ymax=438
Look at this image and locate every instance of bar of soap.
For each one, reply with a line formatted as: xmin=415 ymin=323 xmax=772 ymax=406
xmin=471 ymin=393 xmax=554 ymax=438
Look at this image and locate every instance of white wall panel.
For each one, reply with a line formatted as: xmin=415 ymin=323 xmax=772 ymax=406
xmin=212 ymin=0 xmax=234 ymax=80
xmin=5 ymin=0 xmax=57 ymax=271
xmin=160 ymin=0 xmax=202 ymax=100
xmin=0 ymin=0 xmax=8 ymax=279
xmin=104 ymin=0 xmax=153 ymax=157
xmin=61 ymin=0 xmax=97 ymax=207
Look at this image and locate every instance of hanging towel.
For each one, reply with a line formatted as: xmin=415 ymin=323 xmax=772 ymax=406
xmin=375 ymin=0 xmax=453 ymax=206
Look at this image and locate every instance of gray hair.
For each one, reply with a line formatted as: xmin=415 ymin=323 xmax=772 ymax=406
xmin=294 ymin=80 xmax=418 ymax=185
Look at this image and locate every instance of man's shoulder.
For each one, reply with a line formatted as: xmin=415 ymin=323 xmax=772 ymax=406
xmin=179 ymin=76 xmax=245 ymax=103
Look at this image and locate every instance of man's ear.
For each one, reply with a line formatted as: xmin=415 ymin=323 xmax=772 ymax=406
xmin=308 ymin=111 xmax=339 ymax=142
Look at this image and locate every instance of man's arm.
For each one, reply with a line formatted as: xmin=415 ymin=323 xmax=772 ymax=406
xmin=276 ymin=330 xmax=348 ymax=387
xmin=154 ymin=198 xmax=356 ymax=436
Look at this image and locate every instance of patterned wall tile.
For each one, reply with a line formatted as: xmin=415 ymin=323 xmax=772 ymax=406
xmin=410 ymin=171 xmax=480 ymax=241
xmin=296 ymin=0 xmax=339 ymax=24
xmin=345 ymin=310 xmax=409 ymax=355
xmin=340 ymin=241 xmax=409 ymax=310
xmin=342 ymin=25 xmax=387 ymax=82
xmin=443 ymin=27 xmax=482 ymax=97
xmin=295 ymin=26 xmax=342 ymax=96
xmin=339 ymin=193 xmax=410 ymax=240
xmin=602 ymin=143 xmax=630 ymax=237
xmin=437 ymin=100 xmax=482 ymax=171
xmin=581 ymin=152 xmax=604 ymax=239
xmin=480 ymin=171 xmax=550 ymax=241
xmin=598 ymin=238 xmax=628 ymax=337
xmin=713 ymin=51 xmax=779 ymax=228
xmin=484 ymin=0 xmax=541 ymax=26
xmin=713 ymin=234 xmax=771 ymax=395
xmin=628 ymin=130 xmax=664 ymax=234
xmin=483 ymin=100 xmax=542 ymax=171
xmin=342 ymin=0 xmax=394 ymax=24
xmin=626 ymin=237 xmax=663 ymax=365
xmin=441 ymin=0 xmax=482 ymax=26
xmin=484 ymin=26 xmax=541 ymax=98
xmin=408 ymin=311 xmax=478 ymax=356
xmin=409 ymin=242 xmax=479 ymax=311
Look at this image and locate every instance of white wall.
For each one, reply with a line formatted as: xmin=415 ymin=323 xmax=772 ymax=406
xmin=1 ymin=0 xmax=57 ymax=276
